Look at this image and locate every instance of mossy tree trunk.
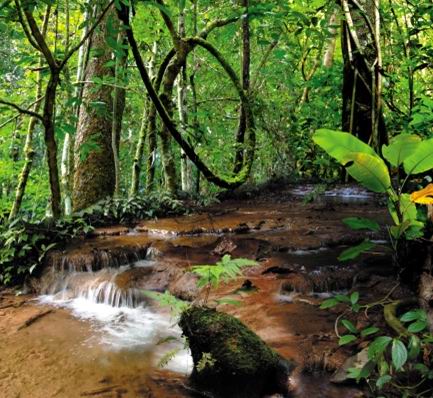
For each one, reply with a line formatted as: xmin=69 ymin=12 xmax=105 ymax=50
xmin=73 ymin=6 xmax=117 ymax=211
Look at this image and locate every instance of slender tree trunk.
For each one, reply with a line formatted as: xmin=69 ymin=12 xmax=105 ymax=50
xmin=44 ymin=72 xmax=62 ymax=219
xmin=112 ymin=28 xmax=127 ymax=196
xmin=73 ymin=6 xmax=116 ymax=211
xmin=177 ymin=6 xmax=193 ymax=193
xmin=341 ymin=0 xmax=387 ymax=148
xmin=9 ymin=113 xmax=39 ymax=219
xmin=323 ymin=8 xmax=339 ymax=68
xmin=130 ymin=41 xmax=158 ymax=196
xmin=159 ymin=56 xmax=184 ymax=194
xmin=8 ymin=7 xmax=51 ymax=220
xmin=233 ymin=0 xmax=250 ymax=173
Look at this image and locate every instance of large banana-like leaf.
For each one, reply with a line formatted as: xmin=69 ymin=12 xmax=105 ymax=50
xmin=382 ymin=134 xmax=421 ymax=167
xmin=403 ymin=138 xmax=433 ymax=175
xmin=343 ymin=152 xmax=391 ymax=193
xmin=410 ymin=184 xmax=433 ymax=205
xmin=313 ymin=129 xmax=378 ymax=164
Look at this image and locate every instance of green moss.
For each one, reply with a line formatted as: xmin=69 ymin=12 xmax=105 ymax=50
xmin=179 ymin=306 xmax=293 ymax=398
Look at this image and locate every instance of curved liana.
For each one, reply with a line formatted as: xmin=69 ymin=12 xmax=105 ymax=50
xmin=117 ymin=4 xmax=256 ymax=189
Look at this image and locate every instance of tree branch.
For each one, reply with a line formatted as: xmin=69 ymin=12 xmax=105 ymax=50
xmin=0 ymin=99 xmax=43 ymax=120
xmin=23 ymin=8 xmax=57 ymax=70
xmin=155 ymin=0 xmax=179 ymax=44
xmin=14 ymin=0 xmax=42 ymax=52
xmin=60 ymin=0 xmax=115 ymax=68
xmin=199 ymin=17 xmax=240 ymax=39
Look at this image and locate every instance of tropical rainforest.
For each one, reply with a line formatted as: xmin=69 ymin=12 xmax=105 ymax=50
xmin=1 ymin=0 xmax=433 ymax=397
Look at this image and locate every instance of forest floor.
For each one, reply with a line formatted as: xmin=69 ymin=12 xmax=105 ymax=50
xmin=0 ymin=184 xmax=411 ymax=398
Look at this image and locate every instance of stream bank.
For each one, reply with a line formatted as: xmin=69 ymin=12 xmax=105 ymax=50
xmin=0 ymin=184 xmax=406 ymax=397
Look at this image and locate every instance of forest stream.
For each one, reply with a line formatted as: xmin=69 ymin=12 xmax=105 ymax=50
xmin=0 ymin=185 xmax=401 ymax=398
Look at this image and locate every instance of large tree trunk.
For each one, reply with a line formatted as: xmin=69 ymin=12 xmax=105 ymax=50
xmin=341 ymin=0 xmax=387 ymax=149
xmin=73 ymin=7 xmax=116 ymax=211
xmin=61 ymin=2 xmax=91 ymax=215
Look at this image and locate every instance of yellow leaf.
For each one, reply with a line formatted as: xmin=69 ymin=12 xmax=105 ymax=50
xmin=410 ymin=184 xmax=433 ymax=205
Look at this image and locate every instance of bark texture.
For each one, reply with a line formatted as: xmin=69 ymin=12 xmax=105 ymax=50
xmin=73 ymin=8 xmax=116 ymax=211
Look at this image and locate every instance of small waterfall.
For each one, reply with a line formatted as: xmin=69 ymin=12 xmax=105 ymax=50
xmin=41 ymin=267 xmax=147 ymax=308
xmin=38 ymin=261 xmax=192 ymax=374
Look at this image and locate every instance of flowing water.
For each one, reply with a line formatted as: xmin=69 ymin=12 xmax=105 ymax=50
xmin=0 ymin=185 xmax=390 ymax=397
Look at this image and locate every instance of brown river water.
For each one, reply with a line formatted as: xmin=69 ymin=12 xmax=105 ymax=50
xmin=0 ymin=185 xmax=397 ymax=398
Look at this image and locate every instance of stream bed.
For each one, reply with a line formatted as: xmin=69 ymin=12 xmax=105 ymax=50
xmin=0 ymin=185 xmax=395 ymax=397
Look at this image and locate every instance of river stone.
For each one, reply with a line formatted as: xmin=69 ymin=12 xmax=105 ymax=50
xmin=179 ymin=306 xmax=294 ymax=398
xmin=169 ymin=272 xmax=200 ymax=301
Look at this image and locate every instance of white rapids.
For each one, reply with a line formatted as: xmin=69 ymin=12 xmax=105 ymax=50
xmin=38 ymin=264 xmax=192 ymax=374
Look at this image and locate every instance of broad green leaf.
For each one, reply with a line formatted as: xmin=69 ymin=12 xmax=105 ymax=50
xmin=376 ymin=375 xmax=392 ymax=389
xmin=408 ymin=336 xmax=421 ymax=360
xmin=400 ymin=309 xmax=426 ymax=323
xmin=368 ymin=336 xmax=392 ymax=359
xmin=320 ymin=298 xmax=339 ymax=309
xmin=350 ymin=291 xmax=359 ymax=305
xmin=382 ymin=134 xmax=421 ymax=167
xmin=343 ymin=152 xmax=391 ymax=193
xmin=343 ymin=217 xmax=380 ymax=232
xmin=408 ymin=321 xmax=427 ymax=333
xmin=339 ymin=334 xmax=357 ymax=346
xmin=404 ymin=138 xmax=433 ymax=175
xmin=341 ymin=319 xmax=358 ymax=334
xmin=392 ymin=339 xmax=408 ymax=370
xmin=361 ymin=326 xmax=380 ymax=337
xmin=313 ymin=129 xmax=378 ymax=164
xmin=338 ymin=240 xmax=375 ymax=262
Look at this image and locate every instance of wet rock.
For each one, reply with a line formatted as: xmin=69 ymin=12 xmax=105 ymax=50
xmin=179 ymin=306 xmax=294 ymax=398
xmin=309 ymin=267 xmax=356 ymax=292
xmin=114 ymin=267 xmax=153 ymax=290
xmin=169 ymin=272 xmax=200 ymax=301
xmin=139 ymin=264 xmax=182 ymax=292
xmin=212 ymin=238 xmax=238 ymax=256
xmin=281 ymin=274 xmax=313 ymax=295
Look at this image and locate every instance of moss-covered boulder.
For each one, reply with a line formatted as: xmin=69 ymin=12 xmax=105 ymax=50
xmin=179 ymin=306 xmax=294 ymax=398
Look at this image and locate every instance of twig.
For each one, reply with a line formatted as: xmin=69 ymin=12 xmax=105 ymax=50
xmin=16 ymin=309 xmax=53 ymax=331
xmin=0 ymin=99 xmax=43 ymax=120
xmin=80 ymin=385 xmax=121 ymax=396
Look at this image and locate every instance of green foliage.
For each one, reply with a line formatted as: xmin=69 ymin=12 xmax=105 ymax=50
xmin=313 ymin=129 xmax=433 ymax=264
xmin=76 ymin=192 xmax=188 ymax=226
xmin=338 ymin=240 xmax=376 ymax=262
xmin=0 ymin=216 xmax=93 ymax=285
xmin=342 ymin=217 xmax=380 ymax=232
xmin=144 ymin=290 xmax=190 ymax=316
xmin=191 ymin=255 xmax=257 ymax=289
xmin=322 ymin=292 xmax=433 ymax=397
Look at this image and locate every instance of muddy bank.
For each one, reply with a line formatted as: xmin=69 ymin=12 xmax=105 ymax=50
xmin=1 ymin=185 xmax=394 ymax=397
